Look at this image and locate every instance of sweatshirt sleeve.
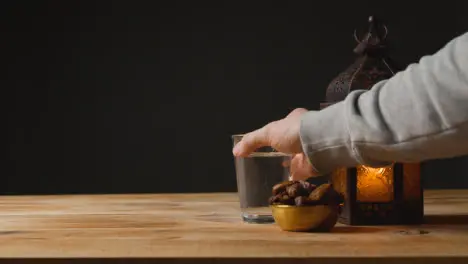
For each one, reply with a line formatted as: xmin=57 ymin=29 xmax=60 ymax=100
xmin=300 ymin=32 xmax=468 ymax=175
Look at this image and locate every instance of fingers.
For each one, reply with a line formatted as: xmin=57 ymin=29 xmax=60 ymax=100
xmin=232 ymin=125 xmax=270 ymax=157
xmin=289 ymin=153 xmax=317 ymax=181
xmin=232 ymin=108 xmax=308 ymax=157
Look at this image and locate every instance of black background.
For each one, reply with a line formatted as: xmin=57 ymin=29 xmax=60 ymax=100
xmin=4 ymin=1 xmax=468 ymax=194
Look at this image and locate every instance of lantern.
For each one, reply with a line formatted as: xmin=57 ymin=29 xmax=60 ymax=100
xmin=322 ymin=16 xmax=424 ymax=225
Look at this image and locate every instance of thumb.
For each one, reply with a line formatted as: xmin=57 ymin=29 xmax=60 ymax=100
xmin=233 ymin=127 xmax=270 ymax=157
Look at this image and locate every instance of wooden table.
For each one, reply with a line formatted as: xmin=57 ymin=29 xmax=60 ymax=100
xmin=0 ymin=190 xmax=467 ymax=264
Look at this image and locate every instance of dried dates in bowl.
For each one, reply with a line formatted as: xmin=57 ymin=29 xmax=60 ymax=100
xmin=269 ymin=180 xmax=343 ymax=207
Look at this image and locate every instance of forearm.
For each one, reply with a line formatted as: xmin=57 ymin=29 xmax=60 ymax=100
xmin=300 ymin=32 xmax=468 ymax=175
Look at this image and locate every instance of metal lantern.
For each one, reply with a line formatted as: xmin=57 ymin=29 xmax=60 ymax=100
xmin=322 ymin=16 xmax=424 ymax=225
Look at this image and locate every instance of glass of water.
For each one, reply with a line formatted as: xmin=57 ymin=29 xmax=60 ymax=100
xmin=232 ymin=134 xmax=291 ymax=223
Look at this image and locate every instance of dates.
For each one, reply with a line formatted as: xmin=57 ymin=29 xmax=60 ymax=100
xmin=272 ymin=181 xmax=294 ymax=195
xmin=269 ymin=192 xmax=295 ymax=205
xmin=294 ymin=196 xmax=318 ymax=206
xmin=300 ymin=180 xmax=316 ymax=194
xmin=269 ymin=180 xmax=343 ymax=207
xmin=308 ymin=183 xmax=343 ymax=205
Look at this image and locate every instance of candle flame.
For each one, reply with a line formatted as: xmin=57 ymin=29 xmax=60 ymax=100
xmin=357 ymin=165 xmax=394 ymax=202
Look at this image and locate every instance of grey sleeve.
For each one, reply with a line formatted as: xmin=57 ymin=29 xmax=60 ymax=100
xmin=299 ymin=32 xmax=468 ymax=175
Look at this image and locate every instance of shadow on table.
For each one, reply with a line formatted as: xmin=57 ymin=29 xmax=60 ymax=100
xmin=330 ymin=214 xmax=468 ymax=234
xmin=424 ymin=214 xmax=468 ymax=225
xmin=330 ymin=226 xmax=385 ymax=233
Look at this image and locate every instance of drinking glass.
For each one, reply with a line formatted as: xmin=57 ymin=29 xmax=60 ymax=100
xmin=232 ymin=134 xmax=291 ymax=223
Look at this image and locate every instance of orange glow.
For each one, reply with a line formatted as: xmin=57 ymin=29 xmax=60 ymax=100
xmin=357 ymin=165 xmax=394 ymax=202
xmin=331 ymin=167 xmax=348 ymax=200
xmin=403 ymin=163 xmax=421 ymax=200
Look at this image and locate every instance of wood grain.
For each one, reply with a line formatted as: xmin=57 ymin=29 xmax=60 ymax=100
xmin=0 ymin=190 xmax=467 ymax=263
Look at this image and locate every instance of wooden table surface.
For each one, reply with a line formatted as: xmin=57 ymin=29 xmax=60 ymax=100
xmin=0 ymin=190 xmax=467 ymax=264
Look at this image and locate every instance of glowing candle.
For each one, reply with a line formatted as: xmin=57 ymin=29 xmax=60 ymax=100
xmin=356 ymin=165 xmax=394 ymax=202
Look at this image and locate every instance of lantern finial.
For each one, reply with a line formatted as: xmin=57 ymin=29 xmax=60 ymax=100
xmin=353 ymin=15 xmax=388 ymax=55
xmin=322 ymin=16 xmax=396 ymax=105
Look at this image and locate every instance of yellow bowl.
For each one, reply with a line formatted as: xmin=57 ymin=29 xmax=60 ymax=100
xmin=270 ymin=204 xmax=339 ymax=232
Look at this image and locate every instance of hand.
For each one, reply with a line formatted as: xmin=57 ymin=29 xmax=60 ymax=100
xmin=232 ymin=108 xmax=307 ymax=156
xmin=289 ymin=153 xmax=318 ymax=181
xmin=232 ymin=108 xmax=319 ymax=180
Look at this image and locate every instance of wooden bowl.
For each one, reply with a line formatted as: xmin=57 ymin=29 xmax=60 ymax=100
xmin=270 ymin=204 xmax=339 ymax=232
